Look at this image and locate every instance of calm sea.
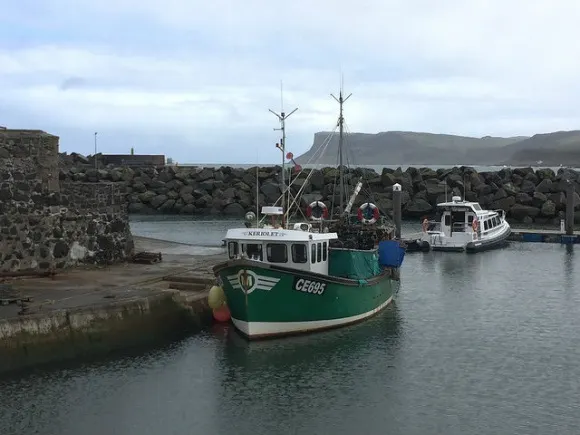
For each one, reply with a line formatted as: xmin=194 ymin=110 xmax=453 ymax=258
xmin=1 ymin=216 xmax=579 ymax=435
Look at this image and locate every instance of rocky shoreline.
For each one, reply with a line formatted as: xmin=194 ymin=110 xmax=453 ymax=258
xmin=58 ymin=159 xmax=580 ymax=224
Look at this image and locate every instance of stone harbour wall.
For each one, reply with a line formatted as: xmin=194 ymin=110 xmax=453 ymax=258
xmin=58 ymin=163 xmax=580 ymax=225
xmin=0 ymin=130 xmax=133 ymax=274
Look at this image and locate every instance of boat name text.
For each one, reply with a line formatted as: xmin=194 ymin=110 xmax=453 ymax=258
xmin=243 ymin=231 xmax=285 ymax=237
xmin=293 ymin=277 xmax=326 ymax=295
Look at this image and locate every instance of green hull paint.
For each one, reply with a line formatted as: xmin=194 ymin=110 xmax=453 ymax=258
xmin=214 ymin=260 xmax=398 ymax=336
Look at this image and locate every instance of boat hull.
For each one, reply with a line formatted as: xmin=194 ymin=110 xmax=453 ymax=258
xmin=213 ymin=259 xmax=398 ymax=339
xmin=422 ymin=224 xmax=512 ymax=253
xmin=466 ymin=225 xmax=511 ymax=253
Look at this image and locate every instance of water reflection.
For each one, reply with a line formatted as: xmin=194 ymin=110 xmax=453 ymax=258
xmin=212 ymin=307 xmax=402 ymax=435
xmin=563 ymin=244 xmax=575 ymax=292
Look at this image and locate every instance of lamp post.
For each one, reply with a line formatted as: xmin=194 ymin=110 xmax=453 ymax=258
xmin=94 ymin=132 xmax=98 ymax=170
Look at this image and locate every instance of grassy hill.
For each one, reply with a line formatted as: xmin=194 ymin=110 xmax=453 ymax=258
xmin=295 ymin=130 xmax=580 ymax=166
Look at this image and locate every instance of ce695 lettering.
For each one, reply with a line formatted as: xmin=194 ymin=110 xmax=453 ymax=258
xmin=294 ymin=278 xmax=326 ymax=295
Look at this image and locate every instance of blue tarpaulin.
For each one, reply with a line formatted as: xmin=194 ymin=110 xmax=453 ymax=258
xmin=378 ymin=241 xmax=406 ymax=268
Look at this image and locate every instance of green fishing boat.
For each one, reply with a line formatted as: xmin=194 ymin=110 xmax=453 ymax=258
xmin=212 ymin=88 xmax=406 ymax=339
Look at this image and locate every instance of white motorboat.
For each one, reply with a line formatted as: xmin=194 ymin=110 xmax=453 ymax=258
xmin=420 ymin=196 xmax=511 ymax=253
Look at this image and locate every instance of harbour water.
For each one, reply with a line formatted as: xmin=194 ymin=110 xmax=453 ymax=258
xmin=1 ymin=217 xmax=579 ymax=435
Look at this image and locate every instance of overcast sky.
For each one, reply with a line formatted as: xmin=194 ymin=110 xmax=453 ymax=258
xmin=2 ymin=0 xmax=580 ymax=164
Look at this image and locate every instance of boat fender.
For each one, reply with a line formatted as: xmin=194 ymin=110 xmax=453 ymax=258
xmin=422 ymin=217 xmax=429 ymax=232
xmin=306 ymin=201 xmax=329 ymax=221
xmin=357 ymin=202 xmax=380 ymax=224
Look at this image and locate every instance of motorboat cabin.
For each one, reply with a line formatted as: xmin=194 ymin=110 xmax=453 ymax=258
xmin=225 ymin=206 xmax=339 ymax=275
xmin=225 ymin=226 xmax=338 ymax=275
xmin=420 ymin=196 xmax=511 ymax=252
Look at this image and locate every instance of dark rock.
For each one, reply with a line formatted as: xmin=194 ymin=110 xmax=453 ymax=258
xmin=405 ymin=198 xmax=432 ymax=217
xmin=491 ymin=196 xmax=515 ymax=211
xmin=0 ymin=188 xmax=12 ymax=201
xmin=223 ymin=203 xmax=246 ymax=216
xmin=424 ymin=179 xmax=447 ymax=200
xmin=128 ymin=202 xmax=146 ymax=213
xmin=536 ymin=168 xmax=555 ymax=180
xmin=197 ymin=168 xmax=214 ymax=181
xmin=159 ymin=199 xmax=176 ymax=211
xmin=540 ymin=200 xmax=556 ymax=217
xmin=531 ymin=191 xmax=547 ymax=208
xmin=260 ymin=181 xmax=281 ymax=203
xmin=510 ymin=204 xmax=541 ymax=221
xmin=475 ymin=184 xmax=492 ymax=196
xmin=535 ymin=179 xmax=553 ymax=193
xmin=180 ymin=204 xmax=196 ymax=214
xmin=133 ymin=182 xmax=147 ymax=193
xmin=150 ymin=194 xmax=168 ymax=208
xmin=310 ymin=170 xmax=325 ymax=190
xmin=515 ymin=192 xmax=532 ymax=205
xmin=549 ymin=192 xmax=567 ymax=210
xmin=502 ymin=182 xmax=519 ymax=196
xmin=520 ymin=180 xmax=536 ymax=194
xmin=53 ymin=240 xmax=69 ymax=258
xmin=139 ymin=191 xmax=157 ymax=203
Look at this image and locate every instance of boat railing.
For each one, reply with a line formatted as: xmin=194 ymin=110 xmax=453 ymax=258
xmin=494 ymin=209 xmax=506 ymax=220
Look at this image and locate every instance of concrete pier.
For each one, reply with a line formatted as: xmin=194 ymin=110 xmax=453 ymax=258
xmin=507 ymin=228 xmax=580 ymax=244
xmin=0 ymin=237 xmax=226 ymax=374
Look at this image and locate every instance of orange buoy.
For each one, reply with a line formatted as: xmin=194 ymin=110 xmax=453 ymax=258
xmin=213 ymin=305 xmax=231 ymax=322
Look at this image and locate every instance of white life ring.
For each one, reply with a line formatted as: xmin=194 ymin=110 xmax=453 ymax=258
xmin=357 ymin=202 xmax=380 ymax=224
xmin=306 ymin=201 xmax=328 ymax=221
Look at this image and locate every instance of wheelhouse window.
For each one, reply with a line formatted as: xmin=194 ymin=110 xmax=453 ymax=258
xmin=228 ymin=241 xmax=239 ymax=259
xmin=317 ymin=243 xmax=322 ymax=262
xmin=311 ymin=244 xmax=316 ymax=264
xmin=472 ymin=204 xmax=482 ymax=211
xmin=291 ymin=243 xmax=308 ymax=263
xmin=444 ymin=215 xmax=451 ymax=226
xmin=267 ymin=243 xmax=287 ymax=263
xmin=245 ymin=243 xmax=263 ymax=261
xmin=322 ymin=242 xmax=327 ymax=261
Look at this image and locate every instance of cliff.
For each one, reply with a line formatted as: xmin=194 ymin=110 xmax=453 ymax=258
xmin=295 ymin=130 xmax=580 ymax=166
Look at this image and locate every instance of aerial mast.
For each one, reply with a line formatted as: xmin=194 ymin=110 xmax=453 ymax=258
xmin=331 ymin=81 xmax=352 ymax=213
xmin=269 ymin=81 xmax=298 ymax=228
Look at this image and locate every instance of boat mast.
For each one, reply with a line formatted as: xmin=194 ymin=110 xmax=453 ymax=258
xmin=269 ymin=82 xmax=297 ymax=228
xmin=331 ymin=83 xmax=352 ymax=212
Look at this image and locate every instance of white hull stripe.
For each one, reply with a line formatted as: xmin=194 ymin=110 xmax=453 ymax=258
xmin=225 ymin=273 xmax=279 ymax=292
xmin=231 ymin=296 xmax=393 ymax=337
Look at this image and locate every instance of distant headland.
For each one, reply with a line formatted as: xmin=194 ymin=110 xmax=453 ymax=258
xmin=295 ymin=130 xmax=580 ymax=167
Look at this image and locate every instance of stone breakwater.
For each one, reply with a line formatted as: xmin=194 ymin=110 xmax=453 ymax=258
xmin=58 ymin=163 xmax=580 ymax=224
